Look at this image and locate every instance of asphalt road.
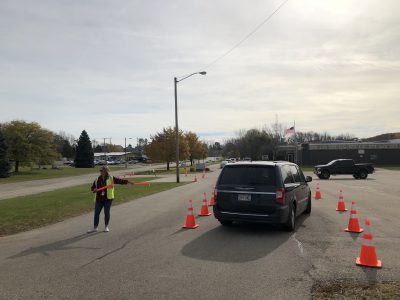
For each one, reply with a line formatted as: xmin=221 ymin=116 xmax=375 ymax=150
xmin=0 ymin=164 xmax=168 ymax=200
xmin=0 ymin=168 xmax=399 ymax=299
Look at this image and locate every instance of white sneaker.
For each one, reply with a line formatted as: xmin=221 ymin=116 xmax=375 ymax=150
xmin=87 ymin=227 xmax=98 ymax=233
xmin=104 ymin=227 xmax=110 ymax=232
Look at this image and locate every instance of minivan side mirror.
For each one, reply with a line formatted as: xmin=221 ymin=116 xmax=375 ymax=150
xmin=306 ymin=176 xmax=312 ymax=182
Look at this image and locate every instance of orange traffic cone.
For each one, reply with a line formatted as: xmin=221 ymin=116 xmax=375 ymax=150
xmin=193 ymin=175 xmax=198 ymax=183
xmin=123 ymin=171 xmax=135 ymax=178
xmin=182 ymin=199 xmax=199 ymax=229
xmin=198 ymin=193 xmax=211 ymax=216
xmin=336 ymin=189 xmax=348 ymax=211
xmin=356 ymin=219 xmax=382 ymax=268
xmin=208 ymin=189 xmax=215 ymax=206
xmin=345 ymin=201 xmax=364 ymax=233
xmin=201 ymin=170 xmax=206 ymax=179
xmin=315 ymin=183 xmax=322 ymax=199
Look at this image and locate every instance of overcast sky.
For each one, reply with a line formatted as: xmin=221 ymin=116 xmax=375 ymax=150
xmin=1 ymin=0 xmax=399 ymax=146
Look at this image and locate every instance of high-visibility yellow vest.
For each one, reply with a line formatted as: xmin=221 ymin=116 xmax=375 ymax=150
xmin=93 ymin=175 xmax=114 ymax=201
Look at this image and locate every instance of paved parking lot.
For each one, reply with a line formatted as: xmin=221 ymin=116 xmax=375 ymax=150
xmin=297 ymin=169 xmax=400 ymax=285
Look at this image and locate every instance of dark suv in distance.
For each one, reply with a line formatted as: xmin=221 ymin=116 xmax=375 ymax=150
xmin=213 ymin=161 xmax=312 ymax=231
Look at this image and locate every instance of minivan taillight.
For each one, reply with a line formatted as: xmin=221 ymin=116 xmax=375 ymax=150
xmin=276 ymin=188 xmax=285 ymax=205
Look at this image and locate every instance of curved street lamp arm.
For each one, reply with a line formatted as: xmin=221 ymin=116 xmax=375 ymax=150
xmin=176 ymin=71 xmax=206 ymax=83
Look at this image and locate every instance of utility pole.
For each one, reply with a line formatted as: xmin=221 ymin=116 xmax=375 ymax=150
xmin=174 ymin=77 xmax=179 ymax=183
xmin=103 ymin=137 xmax=111 ymax=163
xmin=125 ymin=137 xmax=132 ymax=168
xmin=274 ymin=114 xmax=279 ymax=160
xmin=294 ymin=120 xmax=297 ymax=164
xmin=103 ymin=138 xmax=106 ymax=162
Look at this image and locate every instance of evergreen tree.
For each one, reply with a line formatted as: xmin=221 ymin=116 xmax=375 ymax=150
xmin=74 ymin=130 xmax=94 ymax=168
xmin=93 ymin=144 xmax=103 ymax=152
xmin=0 ymin=129 xmax=10 ymax=177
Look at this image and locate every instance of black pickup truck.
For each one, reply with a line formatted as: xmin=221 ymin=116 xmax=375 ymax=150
xmin=314 ymin=159 xmax=374 ymax=179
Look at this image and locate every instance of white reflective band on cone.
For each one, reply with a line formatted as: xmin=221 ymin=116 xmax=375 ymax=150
xmin=363 ymin=224 xmax=373 ymax=245
xmin=363 ymin=239 xmax=374 ymax=246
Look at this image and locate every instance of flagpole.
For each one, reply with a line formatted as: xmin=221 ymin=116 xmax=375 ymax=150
xmin=294 ymin=120 xmax=297 ymax=164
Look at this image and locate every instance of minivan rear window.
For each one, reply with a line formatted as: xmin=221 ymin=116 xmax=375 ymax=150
xmin=219 ymin=165 xmax=276 ymax=186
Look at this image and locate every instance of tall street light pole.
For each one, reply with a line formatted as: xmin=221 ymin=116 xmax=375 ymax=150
xmin=174 ymin=71 xmax=206 ymax=183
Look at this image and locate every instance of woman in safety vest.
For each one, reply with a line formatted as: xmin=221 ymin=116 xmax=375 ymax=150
xmin=87 ymin=165 xmax=133 ymax=233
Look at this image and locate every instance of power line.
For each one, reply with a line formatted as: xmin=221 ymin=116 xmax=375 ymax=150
xmin=202 ymin=0 xmax=290 ymax=70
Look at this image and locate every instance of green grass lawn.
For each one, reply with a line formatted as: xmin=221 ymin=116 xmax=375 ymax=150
xmin=377 ymin=165 xmax=400 ymax=170
xmin=135 ymin=167 xmax=212 ymax=175
xmin=0 ymin=165 xmax=129 ymax=184
xmin=1 ymin=162 xmax=218 ymax=184
xmin=0 ymin=177 xmax=187 ymax=236
xmin=299 ymin=165 xmax=314 ymax=172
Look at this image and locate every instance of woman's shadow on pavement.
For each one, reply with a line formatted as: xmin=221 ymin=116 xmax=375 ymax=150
xmin=8 ymin=233 xmax=101 ymax=259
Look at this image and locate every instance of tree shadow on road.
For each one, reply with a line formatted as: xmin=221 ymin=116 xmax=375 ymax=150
xmin=8 ymin=233 xmax=101 ymax=259
xmin=181 ymin=215 xmax=308 ymax=263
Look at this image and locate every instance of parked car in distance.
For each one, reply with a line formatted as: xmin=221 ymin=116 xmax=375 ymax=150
xmin=220 ymin=160 xmax=230 ymax=169
xmin=213 ymin=161 xmax=312 ymax=231
xmin=63 ymin=160 xmax=74 ymax=165
xmin=314 ymin=159 xmax=374 ymax=180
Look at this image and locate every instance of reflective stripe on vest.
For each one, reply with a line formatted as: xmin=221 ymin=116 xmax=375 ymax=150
xmin=106 ymin=176 xmax=115 ymax=199
xmin=93 ymin=175 xmax=115 ymax=201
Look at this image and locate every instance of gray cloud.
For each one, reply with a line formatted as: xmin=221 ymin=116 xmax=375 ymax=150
xmin=1 ymin=0 xmax=399 ymax=146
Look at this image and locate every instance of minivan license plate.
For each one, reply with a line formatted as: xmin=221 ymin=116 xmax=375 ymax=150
xmin=238 ymin=194 xmax=251 ymax=201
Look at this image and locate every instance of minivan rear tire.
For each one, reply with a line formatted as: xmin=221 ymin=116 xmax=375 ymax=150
xmin=304 ymin=194 xmax=312 ymax=214
xmin=284 ymin=204 xmax=296 ymax=231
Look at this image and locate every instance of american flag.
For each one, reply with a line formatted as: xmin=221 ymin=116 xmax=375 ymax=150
xmin=285 ymin=126 xmax=295 ymax=135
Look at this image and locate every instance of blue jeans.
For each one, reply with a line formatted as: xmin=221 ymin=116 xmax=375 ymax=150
xmin=94 ymin=200 xmax=112 ymax=227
